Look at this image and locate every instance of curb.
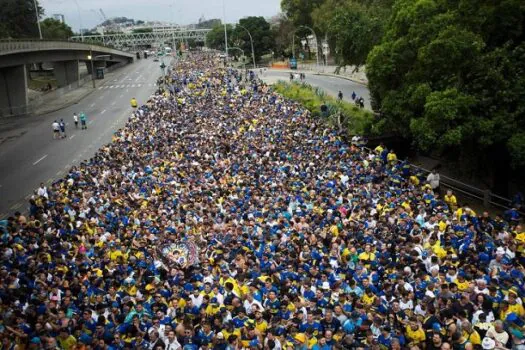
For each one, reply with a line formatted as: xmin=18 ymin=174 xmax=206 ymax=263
xmin=314 ymin=72 xmax=368 ymax=87
xmin=266 ymin=68 xmax=368 ymax=86
xmin=35 ymin=88 xmax=96 ymax=116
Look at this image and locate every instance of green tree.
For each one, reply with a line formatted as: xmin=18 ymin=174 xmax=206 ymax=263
xmin=270 ymin=14 xmax=294 ymax=58
xmin=234 ymin=17 xmax=273 ymax=61
xmin=312 ymin=0 xmax=389 ymax=68
xmin=206 ymin=23 xmax=233 ymax=51
xmin=366 ymin=0 xmax=525 ymax=175
xmin=41 ymin=18 xmax=74 ymax=40
xmin=0 ymin=0 xmax=44 ymax=38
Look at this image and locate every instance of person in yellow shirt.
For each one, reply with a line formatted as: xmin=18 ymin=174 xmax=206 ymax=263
xmin=387 ymin=150 xmax=398 ymax=165
xmin=405 ymin=318 xmax=426 ymax=346
xmin=57 ymin=329 xmax=77 ymax=350
xmin=358 ymin=244 xmax=376 ymax=267
xmin=507 ymin=289 xmax=525 ymax=317
xmin=462 ymin=321 xmax=481 ymax=346
xmin=444 ymin=190 xmax=458 ymax=211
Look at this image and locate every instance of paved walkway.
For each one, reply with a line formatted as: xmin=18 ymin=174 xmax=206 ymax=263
xmin=0 ymin=69 xmax=124 ymax=147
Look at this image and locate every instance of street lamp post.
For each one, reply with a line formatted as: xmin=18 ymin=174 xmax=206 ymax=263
xmin=222 ymin=0 xmax=228 ymax=57
xmin=292 ymin=25 xmax=319 ymax=71
xmin=236 ymin=24 xmax=256 ymax=70
xmin=73 ymin=0 xmax=84 ymax=42
xmin=32 ymin=0 xmax=42 ymax=39
xmin=229 ymin=47 xmax=246 ymax=70
xmin=88 ymin=49 xmax=95 ymax=88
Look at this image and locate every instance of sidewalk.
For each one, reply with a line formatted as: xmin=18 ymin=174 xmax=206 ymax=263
xmin=268 ymin=64 xmax=368 ymax=86
xmin=0 ymin=68 xmax=121 ymax=147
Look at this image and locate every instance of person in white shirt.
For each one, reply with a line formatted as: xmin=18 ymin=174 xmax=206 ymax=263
xmin=427 ymin=169 xmax=440 ymax=193
xmin=73 ymin=113 xmax=79 ymax=128
xmin=52 ymin=120 xmax=60 ymax=139
xmin=37 ymin=183 xmax=49 ymax=199
xmin=164 ymin=330 xmax=181 ymax=350
xmin=189 ymin=289 xmax=203 ymax=308
xmin=244 ymin=293 xmax=264 ymax=316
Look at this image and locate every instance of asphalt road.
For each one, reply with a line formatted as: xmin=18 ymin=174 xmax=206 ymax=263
xmin=262 ymin=70 xmax=371 ymax=110
xmin=0 ymin=58 xmax=163 ymax=217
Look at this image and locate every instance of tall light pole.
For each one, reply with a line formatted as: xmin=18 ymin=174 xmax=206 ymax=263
xmin=88 ymin=49 xmax=95 ymax=88
xmin=229 ymin=47 xmax=246 ymax=70
xmin=73 ymin=0 xmax=84 ymax=42
xmin=237 ymin=24 xmax=256 ymax=70
xmin=222 ymin=0 xmax=228 ymax=57
xmin=32 ymin=0 xmax=42 ymax=39
xmin=293 ymin=25 xmax=319 ymax=71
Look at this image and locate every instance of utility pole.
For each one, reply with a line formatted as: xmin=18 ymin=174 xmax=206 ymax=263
xmin=32 ymin=0 xmax=42 ymax=39
xmin=222 ymin=0 xmax=228 ymax=58
xmin=237 ymin=24 xmax=256 ymax=69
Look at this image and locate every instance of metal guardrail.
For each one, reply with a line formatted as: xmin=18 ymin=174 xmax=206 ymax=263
xmin=358 ymin=146 xmax=515 ymax=212
xmin=0 ymin=39 xmax=134 ymax=57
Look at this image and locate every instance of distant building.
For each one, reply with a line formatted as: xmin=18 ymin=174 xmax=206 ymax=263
xmin=52 ymin=14 xmax=65 ymax=23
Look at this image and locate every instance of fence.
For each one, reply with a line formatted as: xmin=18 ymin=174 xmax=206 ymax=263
xmin=358 ymin=145 xmax=515 ymax=212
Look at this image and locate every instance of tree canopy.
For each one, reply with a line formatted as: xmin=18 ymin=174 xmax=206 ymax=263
xmin=234 ymin=17 xmax=273 ymax=61
xmin=41 ymin=18 xmax=74 ymax=40
xmin=366 ymin=0 xmax=525 ymax=168
xmin=0 ymin=0 xmax=44 ymax=39
xmin=205 ymin=23 xmax=233 ymax=51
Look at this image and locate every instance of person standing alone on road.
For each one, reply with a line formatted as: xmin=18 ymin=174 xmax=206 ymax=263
xmin=80 ymin=112 xmax=87 ymax=130
xmin=338 ymin=91 xmax=343 ymax=101
xmin=131 ymin=97 xmax=138 ymax=108
xmin=52 ymin=120 xmax=60 ymax=139
xmin=73 ymin=113 xmax=79 ymax=128
xmin=59 ymin=119 xmax=66 ymax=138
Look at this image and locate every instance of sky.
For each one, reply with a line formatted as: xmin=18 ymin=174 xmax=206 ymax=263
xmin=40 ymin=0 xmax=282 ymax=32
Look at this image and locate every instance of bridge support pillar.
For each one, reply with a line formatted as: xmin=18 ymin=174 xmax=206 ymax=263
xmin=0 ymin=65 xmax=28 ymax=117
xmin=53 ymin=60 xmax=79 ymax=87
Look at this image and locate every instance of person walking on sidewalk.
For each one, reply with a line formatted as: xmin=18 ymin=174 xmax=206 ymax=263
xmin=59 ymin=119 xmax=66 ymax=138
xmin=80 ymin=112 xmax=87 ymax=130
xmin=73 ymin=113 xmax=79 ymax=128
xmin=52 ymin=120 xmax=60 ymax=139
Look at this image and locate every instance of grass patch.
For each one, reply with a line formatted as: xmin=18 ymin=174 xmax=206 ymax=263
xmin=28 ymin=77 xmax=58 ymax=91
xmin=272 ymin=81 xmax=377 ymax=136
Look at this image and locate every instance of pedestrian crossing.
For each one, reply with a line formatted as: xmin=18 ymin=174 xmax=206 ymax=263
xmin=98 ymin=83 xmax=157 ymax=90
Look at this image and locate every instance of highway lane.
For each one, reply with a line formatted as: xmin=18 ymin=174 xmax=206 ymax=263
xmin=262 ymin=70 xmax=371 ymax=110
xmin=0 ymin=58 xmax=164 ymax=217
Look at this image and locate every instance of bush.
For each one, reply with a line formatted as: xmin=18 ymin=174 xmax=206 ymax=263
xmin=272 ymin=81 xmax=376 ymax=136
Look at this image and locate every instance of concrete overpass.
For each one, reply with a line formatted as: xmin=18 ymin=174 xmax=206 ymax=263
xmin=0 ymin=40 xmax=134 ymax=117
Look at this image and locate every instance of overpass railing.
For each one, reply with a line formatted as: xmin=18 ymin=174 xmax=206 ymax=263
xmin=0 ymin=39 xmax=133 ymax=56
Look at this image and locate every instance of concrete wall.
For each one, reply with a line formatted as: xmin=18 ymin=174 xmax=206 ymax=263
xmin=0 ymin=65 xmax=28 ymax=117
xmin=53 ymin=60 xmax=79 ymax=87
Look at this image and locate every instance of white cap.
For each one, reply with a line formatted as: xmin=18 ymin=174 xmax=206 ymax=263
xmin=482 ymin=337 xmax=495 ymax=350
xmin=216 ymin=332 xmax=224 ymax=340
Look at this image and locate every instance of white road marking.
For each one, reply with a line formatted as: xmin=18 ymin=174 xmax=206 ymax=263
xmin=111 ymin=101 xmax=116 ymax=106
xmin=101 ymin=109 xmax=106 ymax=114
xmin=90 ymin=103 xmax=95 ymax=107
xmin=69 ymin=134 xmax=76 ymax=140
xmin=99 ymin=95 xmax=105 ymax=99
xmin=9 ymin=203 xmax=22 ymax=210
xmin=88 ymin=120 xmax=93 ymax=125
xmin=119 ymin=94 xmax=123 ymax=98
xmin=66 ymin=122 xmax=69 ymax=126
xmin=137 ymin=84 xmax=142 ymax=87
xmin=131 ymin=84 xmax=135 ymax=87
xmin=56 ymin=170 xmax=63 ymax=176
xmin=64 ymin=164 xmax=70 ymax=169
xmin=33 ymin=154 xmax=48 ymax=165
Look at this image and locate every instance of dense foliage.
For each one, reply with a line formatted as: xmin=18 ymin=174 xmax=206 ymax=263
xmin=367 ymin=0 xmax=525 ymax=169
xmin=41 ymin=18 xmax=74 ymax=40
xmin=273 ymin=81 xmax=377 ymax=136
xmin=0 ymin=0 xmax=44 ymax=39
xmin=280 ymin=0 xmax=525 ymax=176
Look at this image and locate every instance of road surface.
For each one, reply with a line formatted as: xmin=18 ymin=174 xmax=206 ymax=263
xmin=0 ymin=58 xmax=164 ymax=217
xmin=261 ymin=70 xmax=371 ymax=110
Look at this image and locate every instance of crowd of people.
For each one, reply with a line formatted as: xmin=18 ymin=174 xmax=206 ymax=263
xmin=1 ymin=54 xmax=524 ymax=350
